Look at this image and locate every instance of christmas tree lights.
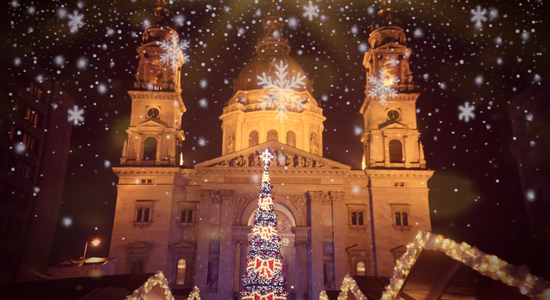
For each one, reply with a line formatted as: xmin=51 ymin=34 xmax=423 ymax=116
xmin=241 ymin=149 xmax=288 ymax=300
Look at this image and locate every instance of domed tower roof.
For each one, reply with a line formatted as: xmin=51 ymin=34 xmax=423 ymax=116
xmin=220 ymin=3 xmax=325 ymax=158
xmin=133 ymin=0 xmax=186 ymax=92
xmin=232 ymin=5 xmax=313 ymax=95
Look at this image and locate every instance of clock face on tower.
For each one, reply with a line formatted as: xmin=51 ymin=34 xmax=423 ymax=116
xmin=147 ymin=107 xmax=160 ymax=119
xmin=387 ymin=109 xmax=400 ymax=121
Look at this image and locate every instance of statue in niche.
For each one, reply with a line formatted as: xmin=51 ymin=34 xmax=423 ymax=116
xmin=226 ymin=133 xmax=235 ymax=154
xmin=310 ymin=134 xmax=319 ymax=154
xmin=402 ymin=60 xmax=412 ymax=84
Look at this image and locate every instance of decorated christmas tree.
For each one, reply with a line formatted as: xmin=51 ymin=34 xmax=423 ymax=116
xmin=241 ymin=149 xmax=288 ymax=300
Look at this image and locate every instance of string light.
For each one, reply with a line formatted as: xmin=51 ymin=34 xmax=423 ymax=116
xmin=335 ymin=275 xmax=368 ymax=300
xmin=126 ymin=271 xmax=175 ymax=300
xmin=241 ymin=149 xmax=288 ymax=300
xmin=380 ymin=231 xmax=550 ymax=300
xmin=186 ymin=286 xmax=200 ymax=300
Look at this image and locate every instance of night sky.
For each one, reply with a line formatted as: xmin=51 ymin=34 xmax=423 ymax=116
xmin=3 ymin=0 xmax=549 ymax=277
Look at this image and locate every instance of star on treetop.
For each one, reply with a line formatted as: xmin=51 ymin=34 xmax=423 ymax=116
xmin=259 ymin=149 xmax=274 ymax=166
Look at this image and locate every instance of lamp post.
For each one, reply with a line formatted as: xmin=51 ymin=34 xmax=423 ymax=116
xmin=83 ymin=239 xmax=100 ymax=260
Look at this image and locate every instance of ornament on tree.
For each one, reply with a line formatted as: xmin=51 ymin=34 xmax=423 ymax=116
xmin=241 ymin=148 xmax=288 ymax=300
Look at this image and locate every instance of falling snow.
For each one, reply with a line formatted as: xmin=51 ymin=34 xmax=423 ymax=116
xmin=470 ymin=5 xmax=487 ymax=29
xmin=67 ymin=10 xmax=85 ymax=33
xmin=458 ymin=101 xmax=476 ymax=123
xmin=302 ymin=1 xmax=319 ymax=22
xmin=257 ymin=60 xmax=307 ymax=121
xmin=159 ymin=35 xmax=190 ymax=70
xmin=68 ymin=105 xmax=85 ymax=126
xmin=367 ymin=69 xmax=398 ymax=106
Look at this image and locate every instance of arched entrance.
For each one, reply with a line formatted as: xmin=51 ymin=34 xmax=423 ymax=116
xmin=244 ymin=203 xmax=298 ymax=299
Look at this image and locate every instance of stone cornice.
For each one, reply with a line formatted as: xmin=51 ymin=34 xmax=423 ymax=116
xmin=366 ymin=169 xmax=434 ymax=178
xmin=196 ymin=168 xmax=349 ymax=176
xmin=112 ymin=167 xmax=181 ymax=176
xmin=127 ymin=90 xmax=182 ymax=100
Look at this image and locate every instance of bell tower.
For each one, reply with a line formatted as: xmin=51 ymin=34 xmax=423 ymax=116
xmin=120 ymin=0 xmax=187 ymax=166
xmin=360 ymin=0 xmax=426 ymax=170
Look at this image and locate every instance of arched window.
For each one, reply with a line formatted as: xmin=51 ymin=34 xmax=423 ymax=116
xmin=389 ymin=140 xmax=403 ymax=163
xmin=267 ymin=129 xmax=278 ymax=141
xmin=286 ymin=131 xmax=296 ymax=147
xmin=358 ymin=212 xmax=364 ymax=226
xmin=249 ymin=130 xmax=259 ymax=147
xmin=130 ymin=257 xmax=143 ymax=274
xmin=351 ymin=212 xmax=357 ymax=225
xmin=310 ymin=132 xmax=319 ymax=153
xmin=143 ymin=137 xmax=157 ymax=161
xmin=177 ymin=259 xmax=186 ymax=284
xmin=356 ymin=261 xmax=366 ymax=276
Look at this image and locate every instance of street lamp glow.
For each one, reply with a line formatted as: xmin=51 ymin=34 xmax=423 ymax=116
xmin=91 ymin=239 xmax=100 ymax=246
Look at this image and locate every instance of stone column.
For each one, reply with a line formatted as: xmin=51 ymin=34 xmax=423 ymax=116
xmin=292 ymin=227 xmax=310 ymax=300
xmin=232 ymin=226 xmax=251 ymax=294
xmin=218 ymin=190 xmax=236 ymax=300
xmin=195 ymin=190 xmax=214 ymax=298
xmin=309 ymin=191 xmax=325 ymax=300
xmin=330 ymin=191 xmax=347 ymax=290
xmin=155 ymin=136 xmax=161 ymax=164
xmin=136 ymin=134 xmax=143 ymax=163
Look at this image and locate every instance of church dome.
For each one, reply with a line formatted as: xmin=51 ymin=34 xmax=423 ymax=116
xmin=232 ymin=53 xmax=313 ymax=94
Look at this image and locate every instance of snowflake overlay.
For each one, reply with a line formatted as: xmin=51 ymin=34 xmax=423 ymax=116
xmin=68 ymin=10 xmax=85 ymax=33
xmin=68 ymin=105 xmax=84 ymax=126
xmin=159 ymin=35 xmax=190 ymax=70
xmin=302 ymin=1 xmax=319 ymax=22
xmin=367 ymin=69 xmax=398 ymax=106
xmin=257 ymin=60 xmax=307 ymax=122
xmin=458 ymin=101 xmax=475 ymax=123
xmin=470 ymin=5 xmax=487 ymax=29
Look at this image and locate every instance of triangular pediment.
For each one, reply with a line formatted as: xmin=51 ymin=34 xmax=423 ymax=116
xmin=136 ymin=118 xmax=167 ymax=128
xmin=195 ymin=140 xmax=350 ymax=170
xmin=171 ymin=241 xmax=196 ymax=250
xmin=126 ymin=241 xmax=152 ymax=250
xmin=346 ymin=244 xmax=371 ymax=253
xmin=378 ymin=121 xmax=409 ymax=130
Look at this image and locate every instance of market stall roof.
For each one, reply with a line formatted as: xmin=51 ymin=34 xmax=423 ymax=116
xmin=395 ymin=249 xmax=527 ymax=300
xmin=0 ymin=271 xmax=179 ymax=300
xmin=380 ymin=231 xmax=550 ymax=300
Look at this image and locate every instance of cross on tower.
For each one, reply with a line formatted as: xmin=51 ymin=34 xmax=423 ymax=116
xmin=259 ymin=149 xmax=274 ymax=166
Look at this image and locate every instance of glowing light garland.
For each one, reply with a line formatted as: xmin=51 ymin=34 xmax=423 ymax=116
xmin=126 ymin=271 xmax=175 ymax=300
xmin=380 ymin=231 xmax=550 ymax=300
xmin=186 ymin=286 xmax=201 ymax=300
xmin=241 ymin=149 xmax=288 ymax=300
xmin=335 ymin=274 xmax=368 ymax=300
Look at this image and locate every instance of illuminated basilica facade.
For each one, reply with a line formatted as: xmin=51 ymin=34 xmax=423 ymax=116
xmin=108 ymin=2 xmax=433 ymax=299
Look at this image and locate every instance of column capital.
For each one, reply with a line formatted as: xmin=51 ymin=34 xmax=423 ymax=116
xmin=330 ymin=191 xmax=345 ymax=203
xmin=292 ymin=226 xmax=310 ymax=243
xmin=310 ymin=191 xmax=331 ymax=205
xmin=220 ymin=189 xmax=236 ymax=204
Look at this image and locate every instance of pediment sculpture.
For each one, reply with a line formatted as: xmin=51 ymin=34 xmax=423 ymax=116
xmin=211 ymin=150 xmax=333 ymax=169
